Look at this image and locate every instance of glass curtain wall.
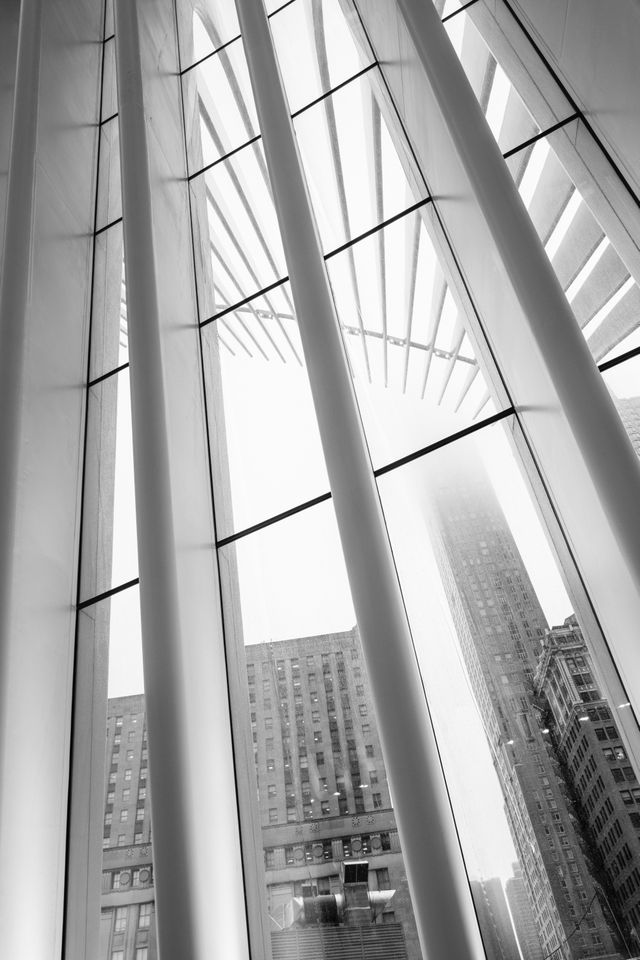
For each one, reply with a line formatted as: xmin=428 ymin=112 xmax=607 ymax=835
xmin=73 ymin=1 xmax=640 ymax=960
xmin=70 ymin=2 xmax=156 ymax=958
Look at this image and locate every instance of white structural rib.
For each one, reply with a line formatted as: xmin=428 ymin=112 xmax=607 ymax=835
xmin=233 ymin=2 xmax=485 ymax=960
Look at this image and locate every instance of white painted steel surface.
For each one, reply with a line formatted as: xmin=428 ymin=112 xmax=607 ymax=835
xmin=233 ymin=2 xmax=485 ymax=959
xmin=114 ymin=0 xmax=249 ymax=956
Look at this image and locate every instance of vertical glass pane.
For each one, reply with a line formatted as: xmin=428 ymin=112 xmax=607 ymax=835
xmin=101 ymin=37 xmax=117 ymax=122
xmin=325 ymin=203 xmax=506 ymax=467
xmin=80 ymin=368 xmax=137 ymax=603
xmin=90 ymin=221 xmax=126 ymax=383
xmin=269 ymin=0 xmax=374 ymax=115
xmin=76 ymin=587 xmax=158 ymax=957
xmin=507 ymin=120 xmax=640 ymax=366
xmin=603 ymin=356 xmax=640 ymax=457
xmin=201 ymin=282 xmax=330 ymax=538
xmin=219 ymin=501 xmax=426 ymax=960
xmin=190 ymin=142 xmax=287 ymax=320
xmin=293 ymin=75 xmax=420 ymax=253
xmin=96 ymin=117 xmax=121 ymax=231
xmin=177 ymin=4 xmax=241 ymax=72
xmin=378 ymin=416 xmax=640 ymax=960
xmin=183 ymin=36 xmax=259 ymax=175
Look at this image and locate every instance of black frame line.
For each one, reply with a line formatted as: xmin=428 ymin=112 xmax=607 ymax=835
xmin=77 ymin=577 xmax=141 ymax=611
xmin=598 ymin=344 xmax=640 ymax=375
xmin=214 ymin=406 xmax=514 ymax=550
xmin=179 ymin=0 xmax=299 ymax=78
xmin=62 ymin=2 xmax=110 ymax=954
xmin=499 ymin=0 xmax=640 ymax=212
xmin=95 ymin=215 xmax=123 ymax=237
xmin=186 ymin=59 xmax=379 ymax=183
xmin=100 ymin=110 xmax=118 ymax=127
xmin=88 ymin=360 xmax=130 ymax=388
xmin=502 ymin=111 xmax=581 ymax=159
xmin=442 ymin=0 xmax=481 ymax=23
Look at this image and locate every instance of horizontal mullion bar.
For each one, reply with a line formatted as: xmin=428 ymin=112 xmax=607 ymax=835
xmin=598 ymin=345 xmax=640 ymax=374
xmin=442 ymin=0 xmax=481 ymax=23
xmin=215 ymin=408 xmax=515 ymax=548
xmin=77 ymin=576 xmax=140 ymax=611
xmin=100 ymin=111 xmax=118 ymax=127
xmin=87 ymin=361 xmax=130 ymax=389
xmin=179 ymin=0 xmax=300 ymax=78
xmin=187 ymin=133 xmax=262 ymax=182
xmin=502 ymin=111 xmax=581 ymax=160
xmin=374 ymin=407 xmax=515 ymax=477
xmin=186 ymin=62 xmax=380 ymax=183
xmin=201 ymin=198 xmax=433 ymax=327
xmin=216 ymin=491 xmax=332 ymax=548
xmin=95 ymin=216 xmax=123 ymax=237
xmin=103 ymin=33 xmax=114 ymax=44
xmin=290 ymin=61 xmax=379 ymax=120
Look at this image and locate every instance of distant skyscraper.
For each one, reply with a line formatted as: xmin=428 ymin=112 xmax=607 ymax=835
xmin=471 ymin=878 xmax=520 ymax=960
xmin=425 ymin=443 xmax=622 ymax=959
xmin=536 ymin=616 xmax=640 ymax=953
xmin=506 ymin=863 xmax=545 ymax=960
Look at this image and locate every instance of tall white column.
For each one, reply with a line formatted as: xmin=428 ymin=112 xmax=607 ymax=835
xmin=114 ymin=0 xmax=249 ymax=957
xmin=233 ymin=3 xmax=484 ymax=959
xmin=0 ymin=0 xmax=101 ymax=955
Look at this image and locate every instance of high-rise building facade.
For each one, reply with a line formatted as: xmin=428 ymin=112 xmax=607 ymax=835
xmin=2 ymin=2 xmax=640 ymax=960
xmin=536 ymin=617 xmax=640 ymax=951
xmin=425 ymin=445 xmax=624 ymax=959
xmin=505 ymin=864 xmax=545 ymax=960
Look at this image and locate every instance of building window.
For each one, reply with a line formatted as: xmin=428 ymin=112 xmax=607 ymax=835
xmin=124 ymin=769 xmax=132 ymax=781
xmin=359 ymin=705 xmax=368 ymax=717
xmin=117 ymin=835 xmax=127 ymax=846
xmin=111 ymin=953 xmax=124 ymax=960
xmin=135 ymin=950 xmax=148 ymax=960
xmin=114 ymin=906 xmax=127 ymax=933
xmin=268 ymin=784 xmax=277 ymax=797
xmin=373 ymin=793 xmax=383 ymax=809
xmin=365 ymin=745 xmax=374 ymax=758
xmin=376 ymin=868 xmax=391 ymax=890
xmin=265 ymin=849 xmax=275 ymax=869
xmin=269 ymin=808 xmax=278 ymax=824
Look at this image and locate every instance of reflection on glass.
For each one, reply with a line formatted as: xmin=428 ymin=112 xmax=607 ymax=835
xmin=190 ymin=141 xmax=287 ymax=320
xmin=378 ymin=417 xmax=640 ymax=960
xmin=603 ymin=357 xmax=640 ymax=458
xmin=101 ymin=37 xmax=116 ymax=122
xmin=293 ymin=75 xmax=418 ymax=253
xmin=218 ymin=502 xmax=426 ymax=960
xmin=78 ymin=587 xmax=158 ymax=958
xmin=202 ymin=283 xmax=330 ymax=538
xmin=96 ymin=117 xmax=121 ymax=232
xmin=183 ymin=35 xmax=259 ymax=175
xmin=80 ymin=368 xmax=137 ymax=603
xmin=269 ymin=0 xmax=373 ymax=115
xmin=506 ymin=121 xmax=640 ymax=366
xmin=90 ymin=222 xmax=127 ymax=383
xmin=326 ymin=203 xmax=502 ymax=467
xmin=443 ymin=9 xmax=544 ymax=155
xmin=178 ymin=1 xmax=240 ymax=71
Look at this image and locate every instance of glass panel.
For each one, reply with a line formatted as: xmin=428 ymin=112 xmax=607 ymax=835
xmin=190 ymin=141 xmax=287 ymax=322
xmin=80 ymin=368 xmax=137 ymax=603
xmin=96 ymin=116 xmax=121 ymax=232
xmin=603 ymin=356 xmax=640 ymax=458
xmin=293 ymin=74 xmax=423 ymax=253
xmin=507 ymin=120 xmax=640 ymax=366
xmin=202 ymin=282 xmax=330 ymax=539
xmin=183 ymin=36 xmax=259 ymax=176
xmin=90 ymin=221 xmax=127 ymax=383
xmin=269 ymin=0 xmax=374 ymax=115
xmin=443 ymin=9 xmax=547 ymax=155
xmin=101 ymin=37 xmax=117 ymax=122
xmin=76 ymin=586 xmax=158 ymax=954
xmin=218 ymin=501 xmax=426 ymax=959
xmin=378 ymin=415 xmax=640 ymax=960
xmin=105 ymin=0 xmax=113 ymax=38
xmin=178 ymin=5 xmax=241 ymax=72
xmin=325 ymin=202 xmax=505 ymax=468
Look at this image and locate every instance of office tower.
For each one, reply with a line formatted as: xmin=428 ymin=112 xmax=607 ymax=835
xmin=99 ymin=697 xmax=157 ymax=960
xmin=506 ymin=864 xmax=545 ymax=960
xmin=471 ymin=878 xmax=520 ymax=960
xmin=425 ymin=444 xmax=622 ymax=959
xmin=536 ymin=617 xmax=640 ymax=952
